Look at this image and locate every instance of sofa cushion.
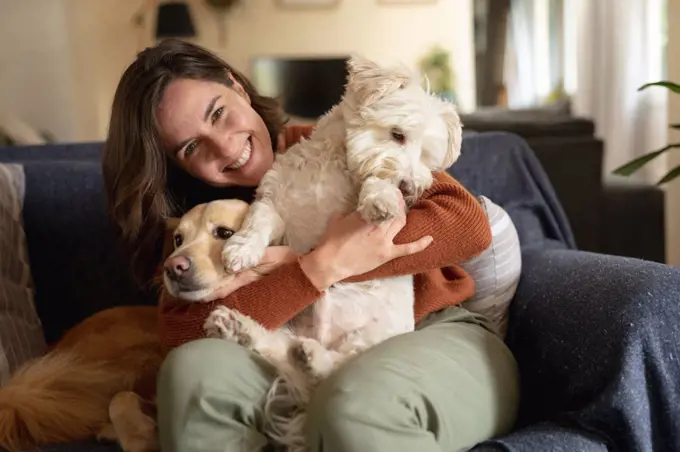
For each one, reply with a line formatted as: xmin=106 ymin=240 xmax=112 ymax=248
xmin=17 ymin=161 xmax=154 ymax=345
xmin=0 ymin=163 xmax=46 ymax=384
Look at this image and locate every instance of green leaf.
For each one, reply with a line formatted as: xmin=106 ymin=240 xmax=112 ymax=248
xmin=612 ymin=143 xmax=680 ymax=176
xmin=658 ymin=165 xmax=680 ymax=185
xmin=638 ymin=81 xmax=680 ymax=93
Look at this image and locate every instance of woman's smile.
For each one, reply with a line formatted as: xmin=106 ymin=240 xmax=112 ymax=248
xmin=223 ymin=135 xmax=253 ymax=172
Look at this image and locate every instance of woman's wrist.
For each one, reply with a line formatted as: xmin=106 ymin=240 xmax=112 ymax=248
xmin=299 ymin=247 xmax=342 ymax=292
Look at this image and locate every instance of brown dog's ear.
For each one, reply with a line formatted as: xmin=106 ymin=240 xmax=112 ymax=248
xmin=165 ymin=217 xmax=180 ymax=232
xmin=161 ymin=217 xmax=181 ymax=260
xmin=346 ymin=54 xmax=413 ymax=108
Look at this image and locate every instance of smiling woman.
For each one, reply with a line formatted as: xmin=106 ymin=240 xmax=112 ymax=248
xmin=101 ymin=38 xmax=520 ymax=452
xmin=102 ymin=40 xmax=286 ymax=287
xmin=156 ymin=77 xmax=274 ymax=188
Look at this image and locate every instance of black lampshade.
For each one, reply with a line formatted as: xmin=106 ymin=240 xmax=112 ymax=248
xmin=155 ymin=2 xmax=196 ymax=38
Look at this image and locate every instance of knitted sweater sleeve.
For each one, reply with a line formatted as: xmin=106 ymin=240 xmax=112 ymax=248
xmin=159 ymin=172 xmax=491 ymax=350
xmin=345 ymin=171 xmax=491 ymax=282
xmin=159 ymin=124 xmax=492 ymax=350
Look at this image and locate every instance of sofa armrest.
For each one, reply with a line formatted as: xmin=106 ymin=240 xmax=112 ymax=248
xmin=452 ymin=132 xmax=577 ymax=251
xmin=523 ymin=136 xmax=604 ymax=253
xmin=600 ymin=175 xmax=666 ymax=263
xmin=473 ymin=422 xmax=609 ymax=451
xmin=504 ymin=249 xmax=680 ymax=450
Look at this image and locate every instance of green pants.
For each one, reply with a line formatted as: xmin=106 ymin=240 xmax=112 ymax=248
xmin=156 ymin=307 xmax=519 ymax=452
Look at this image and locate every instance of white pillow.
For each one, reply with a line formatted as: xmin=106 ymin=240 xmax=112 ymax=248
xmin=460 ymin=196 xmax=522 ymax=338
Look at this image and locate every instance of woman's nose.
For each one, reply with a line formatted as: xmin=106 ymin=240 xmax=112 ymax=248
xmin=208 ymin=134 xmax=238 ymax=160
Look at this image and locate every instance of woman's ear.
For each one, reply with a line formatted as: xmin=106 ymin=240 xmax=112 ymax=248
xmin=228 ymin=73 xmax=251 ymax=104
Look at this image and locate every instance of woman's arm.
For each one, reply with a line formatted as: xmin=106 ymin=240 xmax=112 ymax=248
xmin=160 ymin=258 xmax=322 ymax=350
xmin=159 ymin=171 xmax=491 ymax=350
xmin=319 ymin=171 xmax=491 ymax=285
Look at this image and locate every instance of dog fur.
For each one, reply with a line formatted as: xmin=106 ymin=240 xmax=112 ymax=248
xmin=0 ymin=199 xmax=254 ymax=452
xmin=0 ymin=305 xmax=161 ymax=452
xmin=204 ymin=55 xmax=463 ymax=451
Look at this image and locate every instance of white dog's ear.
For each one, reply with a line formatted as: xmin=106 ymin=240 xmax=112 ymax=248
xmin=346 ymin=54 xmax=382 ymax=76
xmin=346 ymin=55 xmax=414 ymax=107
xmin=440 ymin=102 xmax=463 ymax=170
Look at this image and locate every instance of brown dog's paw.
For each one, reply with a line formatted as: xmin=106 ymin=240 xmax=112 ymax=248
xmin=108 ymin=391 xmax=159 ymax=452
xmin=96 ymin=424 xmax=118 ymax=443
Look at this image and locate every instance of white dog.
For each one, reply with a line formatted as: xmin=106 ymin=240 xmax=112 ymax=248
xmin=203 ymin=55 xmax=463 ymax=451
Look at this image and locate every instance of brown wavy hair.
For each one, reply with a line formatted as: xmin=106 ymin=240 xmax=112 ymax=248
xmin=102 ymin=39 xmax=286 ymax=289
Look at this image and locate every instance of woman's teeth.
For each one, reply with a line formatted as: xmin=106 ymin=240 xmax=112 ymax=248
xmin=226 ymin=137 xmax=252 ymax=171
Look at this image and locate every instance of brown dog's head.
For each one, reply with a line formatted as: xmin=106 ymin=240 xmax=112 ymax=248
xmin=163 ymin=199 xmax=250 ymax=302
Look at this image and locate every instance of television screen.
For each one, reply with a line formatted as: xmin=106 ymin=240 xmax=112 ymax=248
xmin=251 ymin=56 xmax=350 ymax=119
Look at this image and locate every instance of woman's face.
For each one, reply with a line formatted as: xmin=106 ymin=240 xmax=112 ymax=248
xmin=156 ymin=76 xmax=274 ymax=187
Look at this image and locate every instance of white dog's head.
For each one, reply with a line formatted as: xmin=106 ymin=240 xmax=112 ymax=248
xmin=340 ymin=55 xmax=462 ymax=203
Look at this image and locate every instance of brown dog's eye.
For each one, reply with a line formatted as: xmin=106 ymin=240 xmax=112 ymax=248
xmin=174 ymin=234 xmax=183 ymax=248
xmin=391 ymin=128 xmax=406 ymax=144
xmin=214 ymin=227 xmax=234 ymax=240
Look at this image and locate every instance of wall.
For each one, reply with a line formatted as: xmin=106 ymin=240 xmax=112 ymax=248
xmin=63 ymin=0 xmax=143 ymax=142
xmin=187 ymin=0 xmax=475 ymax=111
xmin=0 ymin=0 xmax=475 ymax=142
xmin=0 ymin=0 xmax=79 ymax=141
xmin=666 ymin=0 xmax=680 ymax=266
xmin=0 ymin=0 xmax=144 ymax=142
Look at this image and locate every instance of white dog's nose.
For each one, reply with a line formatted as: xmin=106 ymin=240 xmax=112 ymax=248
xmin=399 ymin=179 xmax=415 ymax=197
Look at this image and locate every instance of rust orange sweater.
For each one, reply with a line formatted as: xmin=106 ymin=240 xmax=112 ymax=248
xmin=159 ymin=124 xmax=492 ymax=351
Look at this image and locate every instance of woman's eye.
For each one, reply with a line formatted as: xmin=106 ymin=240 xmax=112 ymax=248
xmin=391 ymin=128 xmax=406 ymax=144
xmin=214 ymin=226 xmax=234 ymax=240
xmin=212 ymin=107 xmax=224 ymax=124
xmin=184 ymin=141 xmax=197 ymax=157
xmin=174 ymin=234 xmax=183 ymax=248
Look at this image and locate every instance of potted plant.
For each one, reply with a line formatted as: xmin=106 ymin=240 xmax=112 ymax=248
xmin=612 ymin=81 xmax=680 ymax=184
xmin=418 ymin=46 xmax=457 ymax=103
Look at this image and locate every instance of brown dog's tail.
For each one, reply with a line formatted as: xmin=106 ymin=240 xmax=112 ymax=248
xmin=0 ymin=351 xmax=131 ymax=451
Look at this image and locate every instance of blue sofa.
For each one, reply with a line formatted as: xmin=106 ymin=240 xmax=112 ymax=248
xmin=2 ymin=132 xmax=679 ymax=452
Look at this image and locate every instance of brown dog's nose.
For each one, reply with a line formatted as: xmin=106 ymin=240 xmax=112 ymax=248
xmin=399 ymin=179 xmax=416 ymax=197
xmin=165 ymin=255 xmax=192 ymax=281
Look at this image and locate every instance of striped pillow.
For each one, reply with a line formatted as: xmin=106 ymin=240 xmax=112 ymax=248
xmin=0 ymin=163 xmax=46 ymax=385
xmin=461 ymin=196 xmax=522 ymax=338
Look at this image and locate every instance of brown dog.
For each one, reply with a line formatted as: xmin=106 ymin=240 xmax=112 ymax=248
xmin=0 ymin=199 xmax=251 ymax=452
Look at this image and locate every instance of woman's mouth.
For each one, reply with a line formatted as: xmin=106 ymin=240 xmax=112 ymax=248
xmin=224 ymin=136 xmax=253 ymax=171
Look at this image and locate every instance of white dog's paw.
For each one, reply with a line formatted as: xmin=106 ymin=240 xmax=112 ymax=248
xmin=336 ymin=329 xmax=372 ymax=355
xmin=221 ymin=233 xmax=266 ymax=273
xmin=357 ymin=186 xmax=402 ymax=225
xmin=204 ymin=306 xmax=265 ymax=348
xmin=288 ymin=338 xmax=336 ymax=381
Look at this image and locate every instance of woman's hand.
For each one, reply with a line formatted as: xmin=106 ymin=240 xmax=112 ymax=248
xmin=299 ymin=199 xmax=433 ymax=291
xmin=205 ymin=246 xmax=298 ymax=301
